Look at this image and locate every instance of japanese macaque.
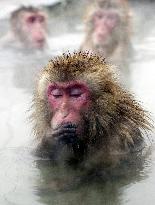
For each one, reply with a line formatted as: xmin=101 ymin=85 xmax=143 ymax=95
xmin=1 ymin=6 xmax=48 ymax=50
xmin=0 ymin=6 xmax=50 ymax=92
xmin=32 ymin=52 xmax=151 ymax=171
xmin=80 ymin=0 xmax=132 ymax=86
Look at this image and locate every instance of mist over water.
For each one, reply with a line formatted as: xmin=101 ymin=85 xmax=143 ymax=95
xmin=0 ymin=1 xmax=155 ymax=205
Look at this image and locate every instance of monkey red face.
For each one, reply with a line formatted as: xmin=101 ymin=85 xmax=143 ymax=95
xmin=92 ymin=9 xmax=119 ymax=46
xmin=47 ymin=81 xmax=90 ymax=132
xmin=22 ymin=11 xmax=47 ymax=49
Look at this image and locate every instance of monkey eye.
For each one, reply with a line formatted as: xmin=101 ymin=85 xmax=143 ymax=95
xmin=70 ymin=88 xmax=83 ymax=98
xmin=27 ymin=16 xmax=37 ymax=24
xmin=38 ymin=16 xmax=45 ymax=23
xmin=97 ymin=13 xmax=104 ymax=19
xmin=94 ymin=12 xmax=104 ymax=20
xmin=50 ymin=88 xmax=63 ymax=98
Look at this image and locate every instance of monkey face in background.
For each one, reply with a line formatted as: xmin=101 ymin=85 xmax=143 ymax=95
xmin=20 ymin=11 xmax=47 ymax=49
xmin=92 ymin=9 xmax=120 ymax=47
xmin=21 ymin=12 xmax=46 ymax=49
xmin=81 ymin=0 xmax=131 ymax=60
xmin=11 ymin=7 xmax=48 ymax=50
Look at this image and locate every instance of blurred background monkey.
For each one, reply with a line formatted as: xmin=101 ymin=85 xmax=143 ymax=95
xmin=81 ymin=0 xmax=132 ymax=87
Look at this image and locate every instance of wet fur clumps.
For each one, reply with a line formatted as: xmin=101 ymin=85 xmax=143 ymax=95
xmin=32 ymin=51 xmax=152 ymax=169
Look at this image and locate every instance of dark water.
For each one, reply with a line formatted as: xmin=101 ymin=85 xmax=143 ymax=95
xmin=0 ymin=1 xmax=155 ymax=205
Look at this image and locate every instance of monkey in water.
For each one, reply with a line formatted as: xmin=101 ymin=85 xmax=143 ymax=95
xmin=31 ymin=52 xmax=151 ymax=172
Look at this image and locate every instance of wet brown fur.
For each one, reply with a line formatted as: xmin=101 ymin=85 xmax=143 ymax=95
xmin=31 ymin=51 xmax=151 ymax=169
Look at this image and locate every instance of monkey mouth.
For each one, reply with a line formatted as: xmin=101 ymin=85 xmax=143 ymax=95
xmin=61 ymin=122 xmax=77 ymax=129
xmin=35 ymin=39 xmax=45 ymax=48
xmin=56 ymin=122 xmax=79 ymax=145
xmin=54 ymin=122 xmax=77 ymax=130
